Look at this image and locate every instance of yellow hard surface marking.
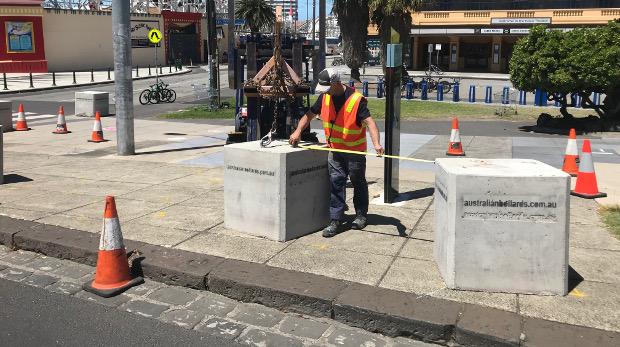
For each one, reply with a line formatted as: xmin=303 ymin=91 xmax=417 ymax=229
xmin=156 ymin=197 xmax=169 ymax=201
xmin=210 ymin=179 xmax=222 ymax=182
xmin=195 ymin=171 xmax=202 ymax=174
xmin=116 ymin=181 xmax=122 ymax=184
xmin=78 ymin=176 xmax=86 ymax=179
xmin=26 ymin=185 xmax=34 ymax=188
xmin=298 ymin=145 xmax=435 ymax=163
xmin=312 ymin=244 xmax=328 ymax=249
xmin=76 ymin=217 xmax=83 ymax=220
xmin=155 ymin=212 xmax=165 ymax=217
xmin=569 ymin=288 xmax=587 ymax=297
xmin=92 ymin=200 xmax=98 ymax=204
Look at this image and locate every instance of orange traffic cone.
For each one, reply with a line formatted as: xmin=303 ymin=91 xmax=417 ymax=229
xmin=83 ymin=196 xmax=143 ymax=297
xmin=52 ymin=106 xmax=70 ymax=134
xmin=87 ymin=111 xmax=106 ymax=142
xmin=570 ymin=139 xmax=607 ymax=199
xmin=446 ymin=117 xmax=465 ymax=156
xmin=561 ymin=128 xmax=578 ymax=176
xmin=15 ymin=104 xmax=30 ymax=131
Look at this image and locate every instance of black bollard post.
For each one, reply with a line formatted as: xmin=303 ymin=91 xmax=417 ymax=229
xmin=148 ymin=64 xmax=151 ymax=76
xmin=91 ymin=68 xmax=94 ymax=82
xmin=29 ymin=72 xmax=34 ymax=88
xmin=3 ymin=73 xmax=8 ymax=90
xmin=159 ymin=65 xmax=163 ymax=74
xmin=169 ymin=64 xmax=172 ymax=73
xmin=175 ymin=64 xmax=178 ymax=72
xmin=52 ymin=71 xmax=56 ymax=86
xmin=72 ymin=69 xmax=76 ymax=84
xmin=107 ymin=66 xmax=111 ymax=80
xmin=136 ymin=65 xmax=139 ymax=77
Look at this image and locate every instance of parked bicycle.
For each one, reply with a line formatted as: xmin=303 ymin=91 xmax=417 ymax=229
xmin=139 ymin=81 xmax=176 ymax=105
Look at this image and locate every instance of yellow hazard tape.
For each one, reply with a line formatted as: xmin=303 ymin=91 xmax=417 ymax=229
xmin=298 ymin=144 xmax=435 ymax=163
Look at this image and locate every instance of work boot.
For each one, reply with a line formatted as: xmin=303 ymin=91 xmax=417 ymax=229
xmin=322 ymin=219 xmax=343 ymax=238
xmin=351 ymin=213 xmax=367 ymax=230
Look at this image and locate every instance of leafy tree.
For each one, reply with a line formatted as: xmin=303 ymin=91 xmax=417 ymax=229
xmin=235 ymin=0 xmax=276 ymax=33
xmin=369 ymin=0 xmax=425 ymax=70
xmin=510 ymin=22 xmax=620 ymax=123
xmin=333 ymin=0 xmax=370 ymax=81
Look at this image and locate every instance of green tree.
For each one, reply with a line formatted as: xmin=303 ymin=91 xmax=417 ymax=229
xmin=510 ymin=22 xmax=620 ymax=123
xmin=333 ymin=0 xmax=370 ymax=81
xmin=369 ymin=0 xmax=425 ymax=70
xmin=235 ymin=0 xmax=276 ymax=33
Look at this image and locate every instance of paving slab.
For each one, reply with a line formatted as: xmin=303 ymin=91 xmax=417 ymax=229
xmin=187 ymin=293 xmax=238 ymax=316
xmin=279 ymin=316 xmax=330 ymax=339
xmin=522 ymin=316 xmax=620 ymax=347
xmin=327 ymin=327 xmax=388 ymax=347
xmin=147 ymin=286 xmax=201 ymax=306
xmin=158 ymin=309 xmax=205 ymax=329
xmin=120 ymin=300 xmax=169 ymax=318
xmin=569 ymin=247 xmax=620 ymax=284
xmin=456 ymin=304 xmax=522 ymax=347
xmin=196 ymin=318 xmax=246 ymax=340
xmin=240 ymin=329 xmax=303 ymax=347
xmin=232 ymin=305 xmax=286 ymax=328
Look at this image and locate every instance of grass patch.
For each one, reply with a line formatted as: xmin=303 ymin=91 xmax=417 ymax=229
xmin=156 ymin=94 xmax=596 ymax=121
xmin=600 ymin=205 xmax=620 ymax=240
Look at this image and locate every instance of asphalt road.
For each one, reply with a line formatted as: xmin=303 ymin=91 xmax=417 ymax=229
xmin=0 ymin=278 xmax=242 ymax=347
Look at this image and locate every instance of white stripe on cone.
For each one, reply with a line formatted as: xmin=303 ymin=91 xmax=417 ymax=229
xmin=93 ymin=119 xmax=102 ymax=132
xmin=99 ymin=217 xmax=124 ymax=251
xmin=450 ymin=129 xmax=461 ymax=143
xmin=579 ymin=149 xmax=595 ymax=173
xmin=565 ymin=138 xmax=578 ymax=156
xmin=17 ymin=111 xmax=27 ymax=122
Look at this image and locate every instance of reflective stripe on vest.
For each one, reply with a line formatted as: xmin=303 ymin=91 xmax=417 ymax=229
xmin=323 ymin=121 xmax=366 ymax=135
xmin=327 ymin=136 xmax=367 ymax=147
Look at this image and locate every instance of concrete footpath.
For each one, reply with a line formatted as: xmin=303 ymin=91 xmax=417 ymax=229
xmin=0 ymin=68 xmax=619 ymax=346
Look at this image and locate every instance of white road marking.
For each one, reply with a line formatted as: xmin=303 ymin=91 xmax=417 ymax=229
xmin=12 ymin=114 xmax=57 ymax=120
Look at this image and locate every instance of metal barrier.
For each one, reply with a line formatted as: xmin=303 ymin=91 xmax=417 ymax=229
xmin=437 ymin=84 xmax=443 ymax=101
xmin=469 ymin=85 xmax=475 ymax=102
xmin=377 ymin=81 xmax=383 ymax=98
xmin=519 ymin=91 xmax=527 ymax=105
xmin=406 ymin=83 xmax=413 ymax=99
xmin=485 ymin=86 xmax=492 ymax=103
xmin=421 ymin=83 xmax=428 ymax=100
xmin=362 ymin=81 xmax=368 ymax=97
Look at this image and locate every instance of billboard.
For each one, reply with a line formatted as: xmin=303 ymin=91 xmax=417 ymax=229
xmin=6 ymin=21 xmax=34 ymax=53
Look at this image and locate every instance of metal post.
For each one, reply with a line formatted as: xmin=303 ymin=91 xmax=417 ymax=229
xmin=91 ymin=68 xmax=94 ymax=82
xmin=136 ymin=65 xmax=139 ymax=77
xmin=155 ymin=43 xmax=159 ymax=87
xmin=72 ymin=69 xmax=76 ymax=84
xmin=2 ymin=73 xmax=7 ymax=90
xmin=29 ymin=72 xmax=34 ymax=88
xmin=148 ymin=64 xmax=151 ymax=76
xmin=113 ymin=0 xmax=135 ymax=155
xmin=107 ymin=67 xmax=111 ymax=80
xmin=169 ymin=64 xmax=172 ymax=73
xmin=159 ymin=65 xmax=162 ymax=74
xmin=52 ymin=71 xmax=56 ymax=86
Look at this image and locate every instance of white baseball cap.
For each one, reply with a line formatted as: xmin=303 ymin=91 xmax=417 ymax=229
xmin=315 ymin=68 xmax=341 ymax=93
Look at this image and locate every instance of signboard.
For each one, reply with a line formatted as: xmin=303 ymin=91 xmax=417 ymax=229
xmin=149 ymin=29 xmax=162 ymax=44
xmin=130 ymin=20 xmax=160 ymax=48
xmin=481 ymin=29 xmax=503 ymax=34
xmin=435 ymin=44 xmax=442 ymax=50
xmin=367 ymin=38 xmax=380 ymax=66
xmin=216 ymin=19 xmax=246 ymax=25
xmin=6 ymin=22 xmax=34 ymax=53
xmin=491 ymin=18 xmax=551 ymax=24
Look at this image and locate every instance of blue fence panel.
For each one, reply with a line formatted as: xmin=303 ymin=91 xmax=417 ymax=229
xmin=453 ymin=84 xmax=459 ymax=102
xmin=362 ymin=81 xmax=368 ymax=97
xmin=437 ymin=84 xmax=444 ymax=101
xmin=469 ymin=85 xmax=475 ymax=103
xmin=519 ymin=90 xmax=527 ymax=105
xmin=502 ymin=87 xmax=510 ymax=105
xmin=377 ymin=81 xmax=383 ymax=98
xmin=421 ymin=83 xmax=428 ymax=100
xmin=406 ymin=83 xmax=413 ymax=99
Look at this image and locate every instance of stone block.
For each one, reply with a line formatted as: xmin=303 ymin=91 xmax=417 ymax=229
xmin=224 ymin=141 xmax=330 ymax=241
xmin=434 ymin=158 xmax=570 ymax=295
xmin=75 ymin=91 xmax=109 ymax=117
xmin=0 ymin=101 xmax=11 ymax=132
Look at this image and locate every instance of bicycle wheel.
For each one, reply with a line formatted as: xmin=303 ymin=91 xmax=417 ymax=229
xmin=442 ymin=82 xmax=452 ymax=94
xmin=139 ymin=89 xmax=151 ymax=105
xmin=166 ymin=89 xmax=176 ymax=103
xmin=149 ymin=89 xmax=160 ymax=104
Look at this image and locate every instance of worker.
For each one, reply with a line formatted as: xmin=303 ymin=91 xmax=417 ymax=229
xmin=289 ymin=68 xmax=384 ymax=238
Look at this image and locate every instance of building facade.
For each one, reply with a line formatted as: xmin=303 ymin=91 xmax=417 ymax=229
xmin=400 ymin=1 xmax=620 ymax=72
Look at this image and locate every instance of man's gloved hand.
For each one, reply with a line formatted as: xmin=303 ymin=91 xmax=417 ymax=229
xmin=289 ymin=131 xmax=301 ymax=147
xmin=375 ymin=144 xmax=385 ymax=157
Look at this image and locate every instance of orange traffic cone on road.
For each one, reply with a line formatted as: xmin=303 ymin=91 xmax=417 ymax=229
xmin=561 ymin=128 xmax=578 ymax=176
xmin=87 ymin=111 xmax=106 ymax=142
xmin=83 ymin=196 xmax=143 ymax=297
xmin=446 ymin=117 xmax=465 ymax=156
xmin=570 ymin=139 xmax=607 ymax=199
xmin=15 ymin=104 xmax=30 ymax=131
xmin=52 ymin=106 xmax=70 ymax=134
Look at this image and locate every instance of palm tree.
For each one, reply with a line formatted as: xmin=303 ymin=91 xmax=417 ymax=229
xmin=235 ymin=0 xmax=276 ymax=33
xmin=369 ymin=0 xmax=425 ymax=70
xmin=333 ymin=0 xmax=370 ymax=82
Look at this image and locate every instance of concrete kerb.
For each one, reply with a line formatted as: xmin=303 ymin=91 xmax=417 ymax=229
xmin=0 ymin=68 xmax=192 ymax=95
xmin=1 ymin=214 xmax=619 ymax=346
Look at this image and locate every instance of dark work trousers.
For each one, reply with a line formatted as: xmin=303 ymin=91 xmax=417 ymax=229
xmin=328 ymin=151 xmax=369 ymax=220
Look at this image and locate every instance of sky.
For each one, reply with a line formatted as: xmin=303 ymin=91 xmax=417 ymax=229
xmin=297 ymin=0 xmax=333 ymax=21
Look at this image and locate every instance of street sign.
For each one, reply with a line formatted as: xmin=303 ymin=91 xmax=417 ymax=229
xmin=149 ymin=29 xmax=162 ymax=44
xmin=435 ymin=43 xmax=442 ymax=50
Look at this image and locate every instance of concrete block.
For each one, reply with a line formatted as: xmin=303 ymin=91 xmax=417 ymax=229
xmin=0 ymin=101 xmax=11 ymax=132
xmin=434 ymin=158 xmax=570 ymax=295
xmin=75 ymin=91 xmax=109 ymax=117
xmin=224 ymin=141 xmax=330 ymax=242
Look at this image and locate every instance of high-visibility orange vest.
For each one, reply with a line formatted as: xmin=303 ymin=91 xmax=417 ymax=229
xmin=321 ymin=92 xmax=367 ymax=152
